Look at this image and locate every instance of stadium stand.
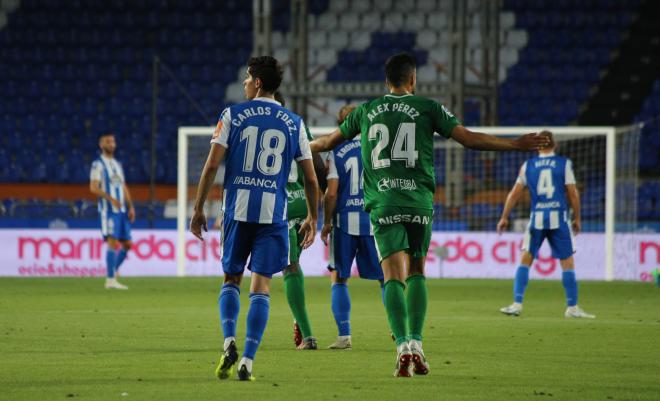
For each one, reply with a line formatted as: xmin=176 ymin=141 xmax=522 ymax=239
xmin=0 ymin=0 xmax=658 ymax=229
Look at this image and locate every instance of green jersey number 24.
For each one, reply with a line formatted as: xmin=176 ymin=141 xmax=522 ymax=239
xmin=368 ymin=122 xmax=419 ymax=169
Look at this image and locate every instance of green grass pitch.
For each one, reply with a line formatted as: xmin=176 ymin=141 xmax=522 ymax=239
xmin=1 ymin=277 xmax=659 ymax=401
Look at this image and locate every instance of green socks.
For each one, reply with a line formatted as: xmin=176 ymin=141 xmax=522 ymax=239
xmin=283 ymin=268 xmax=313 ymax=338
xmin=406 ymin=275 xmax=427 ymax=341
xmin=383 ymin=280 xmax=409 ymax=345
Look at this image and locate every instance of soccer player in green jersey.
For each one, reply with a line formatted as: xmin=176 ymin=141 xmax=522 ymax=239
xmin=310 ymin=53 xmax=549 ymax=377
xmin=276 ymin=91 xmax=319 ymax=350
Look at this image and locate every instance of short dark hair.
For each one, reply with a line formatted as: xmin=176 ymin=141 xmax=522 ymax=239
xmin=98 ymin=132 xmax=114 ymax=141
xmin=274 ymin=91 xmax=286 ymax=107
xmin=247 ymin=56 xmax=284 ymax=93
xmin=385 ymin=52 xmax=416 ymax=87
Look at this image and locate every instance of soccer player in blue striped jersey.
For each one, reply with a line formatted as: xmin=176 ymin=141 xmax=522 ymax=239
xmin=190 ymin=56 xmax=319 ymax=381
xmin=497 ymin=131 xmax=595 ymax=318
xmin=89 ymin=133 xmax=135 ymax=290
xmin=322 ymin=105 xmax=384 ymax=349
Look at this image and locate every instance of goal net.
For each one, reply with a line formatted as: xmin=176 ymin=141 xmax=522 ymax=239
xmin=178 ymin=125 xmax=639 ymax=280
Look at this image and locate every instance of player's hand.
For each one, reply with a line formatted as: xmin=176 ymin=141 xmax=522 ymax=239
xmin=109 ymin=197 xmax=121 ymax=209
xmin=128 ymin=206 xmax=136 ymax=223
xmin=298 ymin=215 xmax=317 ymax=249
xmin=572 ymin=219 xmax=581 ymax=235
xmin=321 ymin=223 xmax=332 ymax=245
xmin=515 ymin=133 xmax=551 ymax=151
xmin=190 ymin=211 xmax=208 ymax=241
xmin=496 ymin=218 xmax=509 ymax=234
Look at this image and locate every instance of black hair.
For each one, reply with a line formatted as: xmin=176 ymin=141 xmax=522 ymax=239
xmin=385 ymin=52 xmax=417 ymax=87
xmin=274 ymin=90 xmax=286 ymax=107
xmin=98 ymin=132 xmax=114 ymax=141
xmin=247 ymin=56 xmax=284 ymax=93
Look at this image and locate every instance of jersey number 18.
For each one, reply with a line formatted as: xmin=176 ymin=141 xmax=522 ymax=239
xmin=240 ymin=126 xmax=286 ymax=176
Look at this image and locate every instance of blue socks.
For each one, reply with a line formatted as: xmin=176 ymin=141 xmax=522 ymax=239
xmin=562 ymin=270 xmax=578 ymax=307
xmin=513 ymin=265 xmax=530 ymax=303
xmin=105 ymin=249 xmax=117 ymax=278
xmin=115 ymin=249 xmax=128 ymax=272
xmin=219 ymin=284 xmax=240 ymax=339
xmin=243 ymin=293 xmax=270 ymax=360
xmin=331 ymin=283 xmax=351 ymax=336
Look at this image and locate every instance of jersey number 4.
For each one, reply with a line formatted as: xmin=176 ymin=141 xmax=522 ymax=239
xmin=537 ymin=168 xmax=556 ymax=199
xmin=368 ymin=122 xmax=418 ymax=169
xmin=240 ymin=126 xmax=285 ymax=176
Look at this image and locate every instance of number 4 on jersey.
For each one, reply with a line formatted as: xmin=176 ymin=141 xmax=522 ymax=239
xmin=537 ymin=168 xmax=556 ymax=199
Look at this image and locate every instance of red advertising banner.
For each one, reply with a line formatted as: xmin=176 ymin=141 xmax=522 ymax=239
xmin=1 ymin=229 xmax=658 ymax=281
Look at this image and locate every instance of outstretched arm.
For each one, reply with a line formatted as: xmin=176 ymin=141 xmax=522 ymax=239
xmin=451 ymin=126 xmax=549 ymax=151
xmin=497 ymin=183 xmax=524 ymax=234
xmin=566 ymin=184 xmax=581 ymax=235
xmin=310 ymin=128 xmax=347 ymax=152
xmin=190 ymin=143 xmax=226 ymax=240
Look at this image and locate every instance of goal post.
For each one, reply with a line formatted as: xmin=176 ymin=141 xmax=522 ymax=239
xmin=177 ymin=125 xmax=634 ymax=280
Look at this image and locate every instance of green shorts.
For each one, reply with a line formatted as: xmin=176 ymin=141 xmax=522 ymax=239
xmin=369 ymin=206 xmax=433 ymax=262
xmin=288 ymin=218 xmax=305 ymax=264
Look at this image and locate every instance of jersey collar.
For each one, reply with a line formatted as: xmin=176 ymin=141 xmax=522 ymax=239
xmin=253 ymin=96 xmax=281 ymax=106
xmin=538 ymin=152 xmax=556 ymax=158
xmin=385 ymin=93 xmax=413 ymax=98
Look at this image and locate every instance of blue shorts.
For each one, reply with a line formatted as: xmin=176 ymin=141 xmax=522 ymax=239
xmin=222 ymin=218 xmax=289 ymax=278
xmin=328 ymin=227 xmax=384 ymax=280
xmin=522 ymin=224 xmax=575 ymax=260
xmin=100 ymin=211 xmax=132 ymax=241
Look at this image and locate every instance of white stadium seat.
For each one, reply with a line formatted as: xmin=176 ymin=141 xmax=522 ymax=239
xmin=416 ymin=30 xmax=438 ymax=48
xmin=373 ymin=0 xmax=393 ymax=12
xmin=339 ymin=13 xmax=360 ymax=31
xmin=395 ymin=0 xmax=414 ymax=11
xmin=359 ymin=12 xmax=381 ymax=30
xmin=316 ymin=48 xmax=337 ymax=65
xmin=272 ymin=31 xmax=285 ymax=49
xmin=426 ymin=12 xmax=448 ymax=29
xmin=506 ymin=30 xmax=528 ymax=48
xmin=350 ymin=0 xmax=371 ymax=13
xmin=500 ymin=12 xmax=516 ymax=30
xmin=347 ymin=31 xmax=371 ymax=50
xmin=317 ymin=12 xmax=339 ymax=30
xmin=328 ymin=31 xmax=349 ymax=49
xmin=307 ymin=14 xmax=317 ymax=30
xmin=417 ymin=0 xmax=438 ymax=12
xmin=329 ymin=0 xmax=348 ymax=13
xmin=428 ymin=48 xmax=450 ymax=64
xmin=309 ymin=30 xmax=327 ymax=48
xmin=500 ymin=46 xmax=519 ymax=67
xmin=416 ymin=64 xmax=439 ymax=83
xmin=405 ymin=13 xmax=426 ymax=30
xmin=381 ymin=13 xmax=404 ymax=32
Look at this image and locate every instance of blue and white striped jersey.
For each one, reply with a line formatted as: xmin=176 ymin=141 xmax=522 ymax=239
xmin=327 ymin=138 xmax=373 ymax=236
xmin=90 ymin=155 xmax=126 ymax=214
xmin=517 ymin=152 xmax=576 ymax=230
xmin=211 ymin=97 xmax=312 ymax=224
